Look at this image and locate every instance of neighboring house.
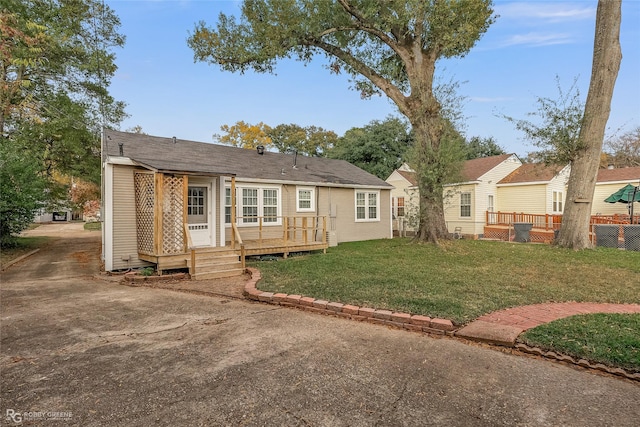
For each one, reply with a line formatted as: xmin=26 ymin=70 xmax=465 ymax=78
xmin=386 ymin=163 xmax=419 ymax=235
xmin=33 ymin=208 xmax=73 ymax=223
xmin=101 ymin=130 xmax=392 ymax=277
xmin=385 ymin=154 xmax=522 ymax=237
xmin=496 ymin=163 xmax=571 ymax=215
xmin=593 ymin=166 xmax=640 ymax=215
xmin=443 ymin=154 xmax=522 ymax=237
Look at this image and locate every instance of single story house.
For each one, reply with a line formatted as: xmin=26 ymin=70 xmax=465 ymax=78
xmin=386 ymin=154 xmax=524 ymax=237
xmin=101 ymin=130 xmax=392 ymax=278
xmin=495 ymin=163 xmax=570 ymax=215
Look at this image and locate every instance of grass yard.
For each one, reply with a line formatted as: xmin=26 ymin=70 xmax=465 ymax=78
xmin=0 ymin=236 xmax=50 ymax=269
xmin=251 ymin=238 xmax=640 ymax=325
xmin=521 ymin=313 xmax=640 ymax=373
xmin=83 ymin=221 xmax=102 ymax=231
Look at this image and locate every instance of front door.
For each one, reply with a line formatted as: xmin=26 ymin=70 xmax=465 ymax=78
xmin=187 ymin=184 xmax=213 ymax=247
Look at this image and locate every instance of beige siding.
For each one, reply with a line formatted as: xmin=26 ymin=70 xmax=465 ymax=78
xmin=593 ymin=183 xmax=636 ymax=215
xmin=386 ymin=171 xmax=419 ymax=232
xmin=330 ymin=188 xmax=391 ymax=243
xmin=112 ymin=166 xmax=152 ymax=270
xmin=498 ymin=184 xmax=547 ymax=214
xmin=223 ymin=182 xmax=391 ymax=243
xmin=443 ymin=183 xmax=481 ymax=236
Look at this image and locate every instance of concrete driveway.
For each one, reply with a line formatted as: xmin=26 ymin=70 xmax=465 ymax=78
xmin=1 ymin=224 xmax=639 ymax=426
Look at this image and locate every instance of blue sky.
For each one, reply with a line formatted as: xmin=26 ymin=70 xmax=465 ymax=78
xmin=105 ymin=0 xmax=640 ymax=158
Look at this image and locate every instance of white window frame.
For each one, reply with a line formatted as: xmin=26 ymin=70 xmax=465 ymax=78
xmin=355 ymin=190 xmax=380 ymax=222
xmin=234 ymin=184 xmax=282 ymax=226
xmin=460 ymin=192 xmax=472 ymax=218
xmin=487 ymin=194 xmax=494 ymax=213
xmin=296 ymin=187 xmax=315 ymax=212
xmin=224 ymin=187 xmax=232 ymax=225
xmin=553 ymin=190 xmax=563 ymax=213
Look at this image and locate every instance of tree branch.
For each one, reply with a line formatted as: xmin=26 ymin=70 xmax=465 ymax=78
xmin=304 ymin=36 xmax=409 ymax=115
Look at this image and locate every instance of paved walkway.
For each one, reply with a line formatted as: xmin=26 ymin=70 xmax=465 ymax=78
xmin=456 ymin=302 xmax=640 ymax=346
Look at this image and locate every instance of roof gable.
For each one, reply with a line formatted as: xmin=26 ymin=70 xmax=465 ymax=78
xmin=462 ymin=154 xmax=515 ymax=181
xmin=103 ymin=129 xmax=391 ymax=188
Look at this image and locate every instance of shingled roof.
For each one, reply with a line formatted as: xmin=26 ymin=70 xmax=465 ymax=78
xmin=596 ymin=166 xmax=640 ymax=183
xmin=498 ymin=163 xmax=566 ymax=184
xmin=462 ymin=154 xmax=514 ymax=181
xmin=103 ymin=129 xmax=391 ymax=188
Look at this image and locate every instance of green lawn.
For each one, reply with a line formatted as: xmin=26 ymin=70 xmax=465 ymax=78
xmin=251 ymin=238 xmax=640 ymax=371
xmin=251 ymin=238 xmax=640 ymax=325
xmin=0 ymin=235 xmax=50 ymax=268
xmin=521 ymin=313 xmax=640 ymax=373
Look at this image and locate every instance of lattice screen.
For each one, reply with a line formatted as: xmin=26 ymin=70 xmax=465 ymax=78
xmin=134 ymin=172 xmax=155 ymax=254
xmin=162 ymin=175 xmax=185 ymax=254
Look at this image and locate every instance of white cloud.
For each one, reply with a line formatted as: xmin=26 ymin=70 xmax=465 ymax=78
xmin=496 ymin=2 xmax=596 ymax=23
xmin=499 ymin=32 xmax=575 ymax=48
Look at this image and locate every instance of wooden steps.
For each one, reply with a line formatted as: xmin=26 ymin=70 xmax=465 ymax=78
xmin=188 ymin=247 xmax=245 ymax=280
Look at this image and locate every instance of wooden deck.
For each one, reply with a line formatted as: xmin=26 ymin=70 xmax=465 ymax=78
xmin=140 ymin=238 xmax=328 ymax=279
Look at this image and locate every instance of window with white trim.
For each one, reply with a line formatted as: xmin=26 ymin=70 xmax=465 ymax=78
xmin=263 ymin=189 xmax=278 ymax=222
xmin=296 ymin=187 xmax=315 ymax=212
xmin=355 ymin=190 xmax=379 ymax=221
xmin=460 ymin=192 xmax=471 ymax=218
xmin=242 ymin=188 xmax=258 ymax=223
xmin=235 ymin=185 xmax=281 ymax=225
xmin=487 ymin=195 xmax=494 ymax=212
xmin=553 ymin=190 xmax=563 ymax=213
xmin=225 ymin=187 xmax=232 ymax=224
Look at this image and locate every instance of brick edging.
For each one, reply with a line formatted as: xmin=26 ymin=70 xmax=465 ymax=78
xmin=243 ymin=267 xmax=640 ymax=382
xmin=242 ymin=267 xmax=455 ymax=335
xmin=514 ymin=343 xmax=640 ymax=382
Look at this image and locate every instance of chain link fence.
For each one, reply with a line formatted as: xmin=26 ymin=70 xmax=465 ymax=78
xmin=593 ymin=224 xmax=640 ymax=251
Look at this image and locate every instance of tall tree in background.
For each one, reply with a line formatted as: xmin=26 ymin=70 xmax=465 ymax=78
xmin=0 ymin=0 xmax=126 ymax=242
xmin=214 ymin=121 xmax=273 ymax=149
xmin=604 ymin=126 xmax=640 ymax=167
xmin=268 ymin=123 xmax=337 ymax=157
xmin=464 ymin=136 xmax=505 ymax=160
xmin=328 ymin=116 xmax=413 ymax=179
xmin=558 ymin=0 xmax=622 ymax=249
xmin=503 ymin=77 xmax=585 ymax=166
xmin=189 ymin=0 xmax=495 ymax=243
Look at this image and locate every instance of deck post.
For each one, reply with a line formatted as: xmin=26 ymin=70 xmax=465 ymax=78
xmin=154 ymin=173 xmax=164 ymax=255
xmin=302 ymin=217 xmax=308 ymax=244
xmin=183 ymin=176 xmax=189 ymax=252
xmin=231 ymin=177 xmax=237 ymax=250
xmin=283 ymin=217 xmax=288 ymax=243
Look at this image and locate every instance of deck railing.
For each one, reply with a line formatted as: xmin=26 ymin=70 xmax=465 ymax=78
xmin=486 ymin=211 xmax=563 ymax=230
xmin=232 ymin=215 xmax=328 ymax=246
xmin=486 ymin=211 xmax=639 ymax=229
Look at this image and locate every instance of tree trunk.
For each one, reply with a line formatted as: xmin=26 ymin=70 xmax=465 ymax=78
xmin=411 ymin=116 xmax=450 ymax=244
xmin=557 ymin=0 xmax=622 ymax=249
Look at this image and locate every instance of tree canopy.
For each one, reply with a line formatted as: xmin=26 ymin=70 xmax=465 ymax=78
xmin=189 ymin=0 xmax=495 ymax=243
xmin=0 ymin=0 xmax=126 ymax=242
xmin=328 ymin=116 xmax=412 ymax=179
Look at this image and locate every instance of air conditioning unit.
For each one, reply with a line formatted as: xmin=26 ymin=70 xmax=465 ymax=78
xmin=326 ymin=231 xmax=338 ymax=247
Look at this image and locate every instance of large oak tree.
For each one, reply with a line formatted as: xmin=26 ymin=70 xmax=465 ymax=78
xmin=188 ymin=0 xmax=494 ymax=243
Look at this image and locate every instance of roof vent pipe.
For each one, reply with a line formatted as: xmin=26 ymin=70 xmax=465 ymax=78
xmin=257 ymin=145 xmax=264 ymax=155
xmin=118 ymin=143 xmax=124 ymax=156
xmin=172 ymin=136 xmax=177 ymax=144
xmin=293 ymin=150 xmax=298 ymax=169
